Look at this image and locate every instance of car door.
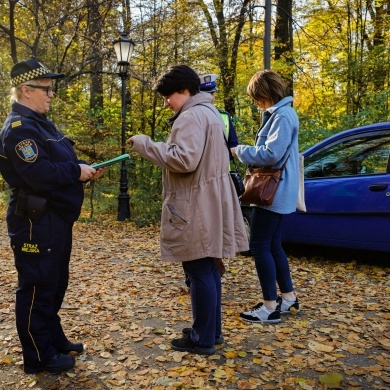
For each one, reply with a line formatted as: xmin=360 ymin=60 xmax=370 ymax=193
xmin=282 ymin=128 xmax=390 ymax=252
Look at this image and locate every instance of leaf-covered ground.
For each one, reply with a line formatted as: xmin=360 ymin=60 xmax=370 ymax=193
xmin=0 ymin=217 xmax=389 ymax=390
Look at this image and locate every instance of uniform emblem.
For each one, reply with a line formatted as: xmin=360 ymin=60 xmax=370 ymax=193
xmin=15 ymin=139 xmax=38 ymax=162
xmin=21 ymin=243 xmax=40 ymax=253
xmin=11 ymin=120 xmax=22 ymax=128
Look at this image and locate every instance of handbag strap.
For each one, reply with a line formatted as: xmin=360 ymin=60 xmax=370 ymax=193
xmin=249 ymin=155 xmax=289 ymax=174
xmin=254 ymin=109 xmax=295 ymax=170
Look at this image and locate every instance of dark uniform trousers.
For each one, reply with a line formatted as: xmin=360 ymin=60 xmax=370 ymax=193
xmin=7 ymin=209 xmax=74 ymax=365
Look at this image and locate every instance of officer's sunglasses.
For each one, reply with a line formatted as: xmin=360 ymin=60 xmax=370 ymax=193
xmin=24 ymin=84 xmax=55 ymax=96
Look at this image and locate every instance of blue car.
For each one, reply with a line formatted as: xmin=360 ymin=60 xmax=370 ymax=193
xmin=281 ymin=122 xmax=390 ymax=253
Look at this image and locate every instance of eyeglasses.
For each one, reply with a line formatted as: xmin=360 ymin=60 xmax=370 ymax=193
xmin=24 ymin=84 xmax=55 ymax=96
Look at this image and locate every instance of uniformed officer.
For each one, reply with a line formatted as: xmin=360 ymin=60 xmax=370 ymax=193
xmin=0 ymin=59 xmax=104 ymax=374
xmin=199 ymin=74 xmax=239 ymax=149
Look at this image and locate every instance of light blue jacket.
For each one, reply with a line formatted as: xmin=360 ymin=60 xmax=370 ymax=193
xmin=236 ymin=96 xmax=299 ymax=214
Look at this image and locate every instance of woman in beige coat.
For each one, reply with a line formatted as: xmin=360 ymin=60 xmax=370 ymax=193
xmin=129 ymin=65 xmax=248 ymax=355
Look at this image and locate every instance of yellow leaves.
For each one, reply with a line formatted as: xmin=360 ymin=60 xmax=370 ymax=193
xmin=170 ymin=351 xmax=186 ymax=363
xmin=223 ymin=348 xmax=247 ymax=358
xmin=292 ymin=319 xmax=309 ymax=328
xmin=345 ymin=345 xmax=365 ymax=354
xmin=1 ymin=355 xmax=13 ymax=364
xmin=378 ymin=338 xmax=390 ymax=351
xmin=223 ymin=350 xmax=238 ymax=358
xmin=319 ymin=372 xmax=344 ymax=388
xmin=153 ymin=328 xmax=165 ymax=335
xmin=213 ymin=368 xmax=228 ymax=379
xmin=289 ymin=306 xmax=298 ymax=314
xmin=237 ymin=378 xmax=261 ymax=389
xmin=27 ymin=379 xmax=38 ymax=388
xmin=177 ymin=295 xmax=189 ymax=305
xmin=167 ymin=365 xmax=196 ymax=378
xmin=308 ymin=341 xmax=335 ymax=353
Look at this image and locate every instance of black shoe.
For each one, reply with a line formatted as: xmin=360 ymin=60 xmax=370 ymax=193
xmin=182 ymin=328 xmax=224 ymax=345
xmin=171 ymin=337 xmax=216 ymax=355
xmin=24 ymin=353 xmax=75 ymax=374
xmin=58 ymin=341 xmax=84 ymax=355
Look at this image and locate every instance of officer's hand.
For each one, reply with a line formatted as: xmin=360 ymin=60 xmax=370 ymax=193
xmin=79 ymin=164 xmax=97 ymax=182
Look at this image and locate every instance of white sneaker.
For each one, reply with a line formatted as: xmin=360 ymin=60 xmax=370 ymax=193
xmin=279 ymin=297 xmax=300 ymax=314
xmin=240 ymin=304 xmax=281 ymax=323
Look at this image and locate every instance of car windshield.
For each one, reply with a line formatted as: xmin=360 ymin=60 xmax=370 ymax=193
xmin=304 ymin=132 xmax=390 ymax=178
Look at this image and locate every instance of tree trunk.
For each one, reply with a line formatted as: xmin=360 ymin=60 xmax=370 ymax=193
xmin=274 ymin=0 xmax=294 ymax=95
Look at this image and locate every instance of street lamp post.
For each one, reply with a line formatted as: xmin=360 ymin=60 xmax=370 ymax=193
xmin=264 ymin=0 xmax=271 ymax=69
xmin=113 ymin=32 xmax=135 ymax=221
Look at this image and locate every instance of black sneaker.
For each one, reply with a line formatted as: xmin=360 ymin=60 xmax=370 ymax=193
xmin=58 ymin=341 xmax=84 ymax=356
xmin=279 ymin=297 xmax=300 ymax=314
xmin=24 ymin=353 xmax=75 ymax=374
xmin=182 ymin=328 xmax=224 ymax=345
xmin=171 ymin=337 xmax=216 ymax=355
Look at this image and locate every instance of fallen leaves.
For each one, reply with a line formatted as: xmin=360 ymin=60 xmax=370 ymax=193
xmin=319 ymin=372 xmax=344 ymax=388
xmin=308 ymin=341 xmax=335 ymax=353
xmin=0 ymin=217 xmax=389 ymax=389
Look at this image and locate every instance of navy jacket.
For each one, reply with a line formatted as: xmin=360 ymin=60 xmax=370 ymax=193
xmin=0 ymin=102 xmax=85 ymax=223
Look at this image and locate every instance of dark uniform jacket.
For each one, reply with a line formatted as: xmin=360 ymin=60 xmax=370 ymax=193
xmin=0 ymin=102 xmax=85 ymax=223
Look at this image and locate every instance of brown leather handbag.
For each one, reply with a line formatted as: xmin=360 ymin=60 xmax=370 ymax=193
xmin=239 ymin=157 xmax=289 ymax=205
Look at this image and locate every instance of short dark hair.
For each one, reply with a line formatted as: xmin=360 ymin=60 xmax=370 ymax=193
xmin=246 ymin=70 xmax=287 ymax=105
xmin=153 ymin=65 xmax=200 ymax=96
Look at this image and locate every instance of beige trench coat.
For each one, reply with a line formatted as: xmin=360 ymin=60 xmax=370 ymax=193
xmin=131 ymin=92 xmax=249 ymax=262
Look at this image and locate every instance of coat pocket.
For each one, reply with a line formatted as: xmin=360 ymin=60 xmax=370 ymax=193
xmin=167 ymin=204 xmax=188 ymax=230
xmin=161 ymin=199 xmax=193 ymax=243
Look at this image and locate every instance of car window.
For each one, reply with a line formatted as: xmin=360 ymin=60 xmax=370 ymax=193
xmin=305 ymin=132 xmax=390 ymax=178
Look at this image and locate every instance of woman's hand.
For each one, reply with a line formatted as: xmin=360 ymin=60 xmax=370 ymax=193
xmin=90 ymin=166 xmax=107 ymax=180
xmin=230 ymin=147 xmax=237 ymax=158
xmin=128 ymin=136 xmax=135 ymax=147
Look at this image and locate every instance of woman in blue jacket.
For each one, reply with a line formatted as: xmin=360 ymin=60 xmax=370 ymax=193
xmin=231 ymin=70 xmax=300 ymax=323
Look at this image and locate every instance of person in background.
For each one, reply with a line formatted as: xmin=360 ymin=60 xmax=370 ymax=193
xmin=129 ymin=64 xmax=248 ymax=355
xmin=0 ymin=59 xmax=105 ymax=374
xmin=230 ymin=69 xmax=300 ymax=323
xmin=199 ymin=74 xmax=238 ymax=149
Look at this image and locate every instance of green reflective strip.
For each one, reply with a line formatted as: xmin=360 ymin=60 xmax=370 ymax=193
xmin=220 ymin=112 xmax=230 ymax=138
xmin=219 ymin=112 xmax=233 ymax=171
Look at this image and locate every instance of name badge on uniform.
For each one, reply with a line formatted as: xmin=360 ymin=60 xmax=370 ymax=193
xmin=15 ymin=139 xmax=38 ymax=163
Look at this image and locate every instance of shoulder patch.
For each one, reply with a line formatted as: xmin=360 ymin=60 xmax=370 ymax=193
xmin=11 ymin=120 xmax=22 ymax=128
xmin=11 ymin=115 xmax=22 ymax=129
xmin=15 ymin=139 xmax=38 ymax=163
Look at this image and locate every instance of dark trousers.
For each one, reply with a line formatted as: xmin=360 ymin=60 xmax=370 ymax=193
xmin=249 ymin=207 xmax=294 ymax=300
xmin=7 ymin=210 xmax=73 ymax=366
xmin=182 ymin=257 xmax=221 ymax=347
